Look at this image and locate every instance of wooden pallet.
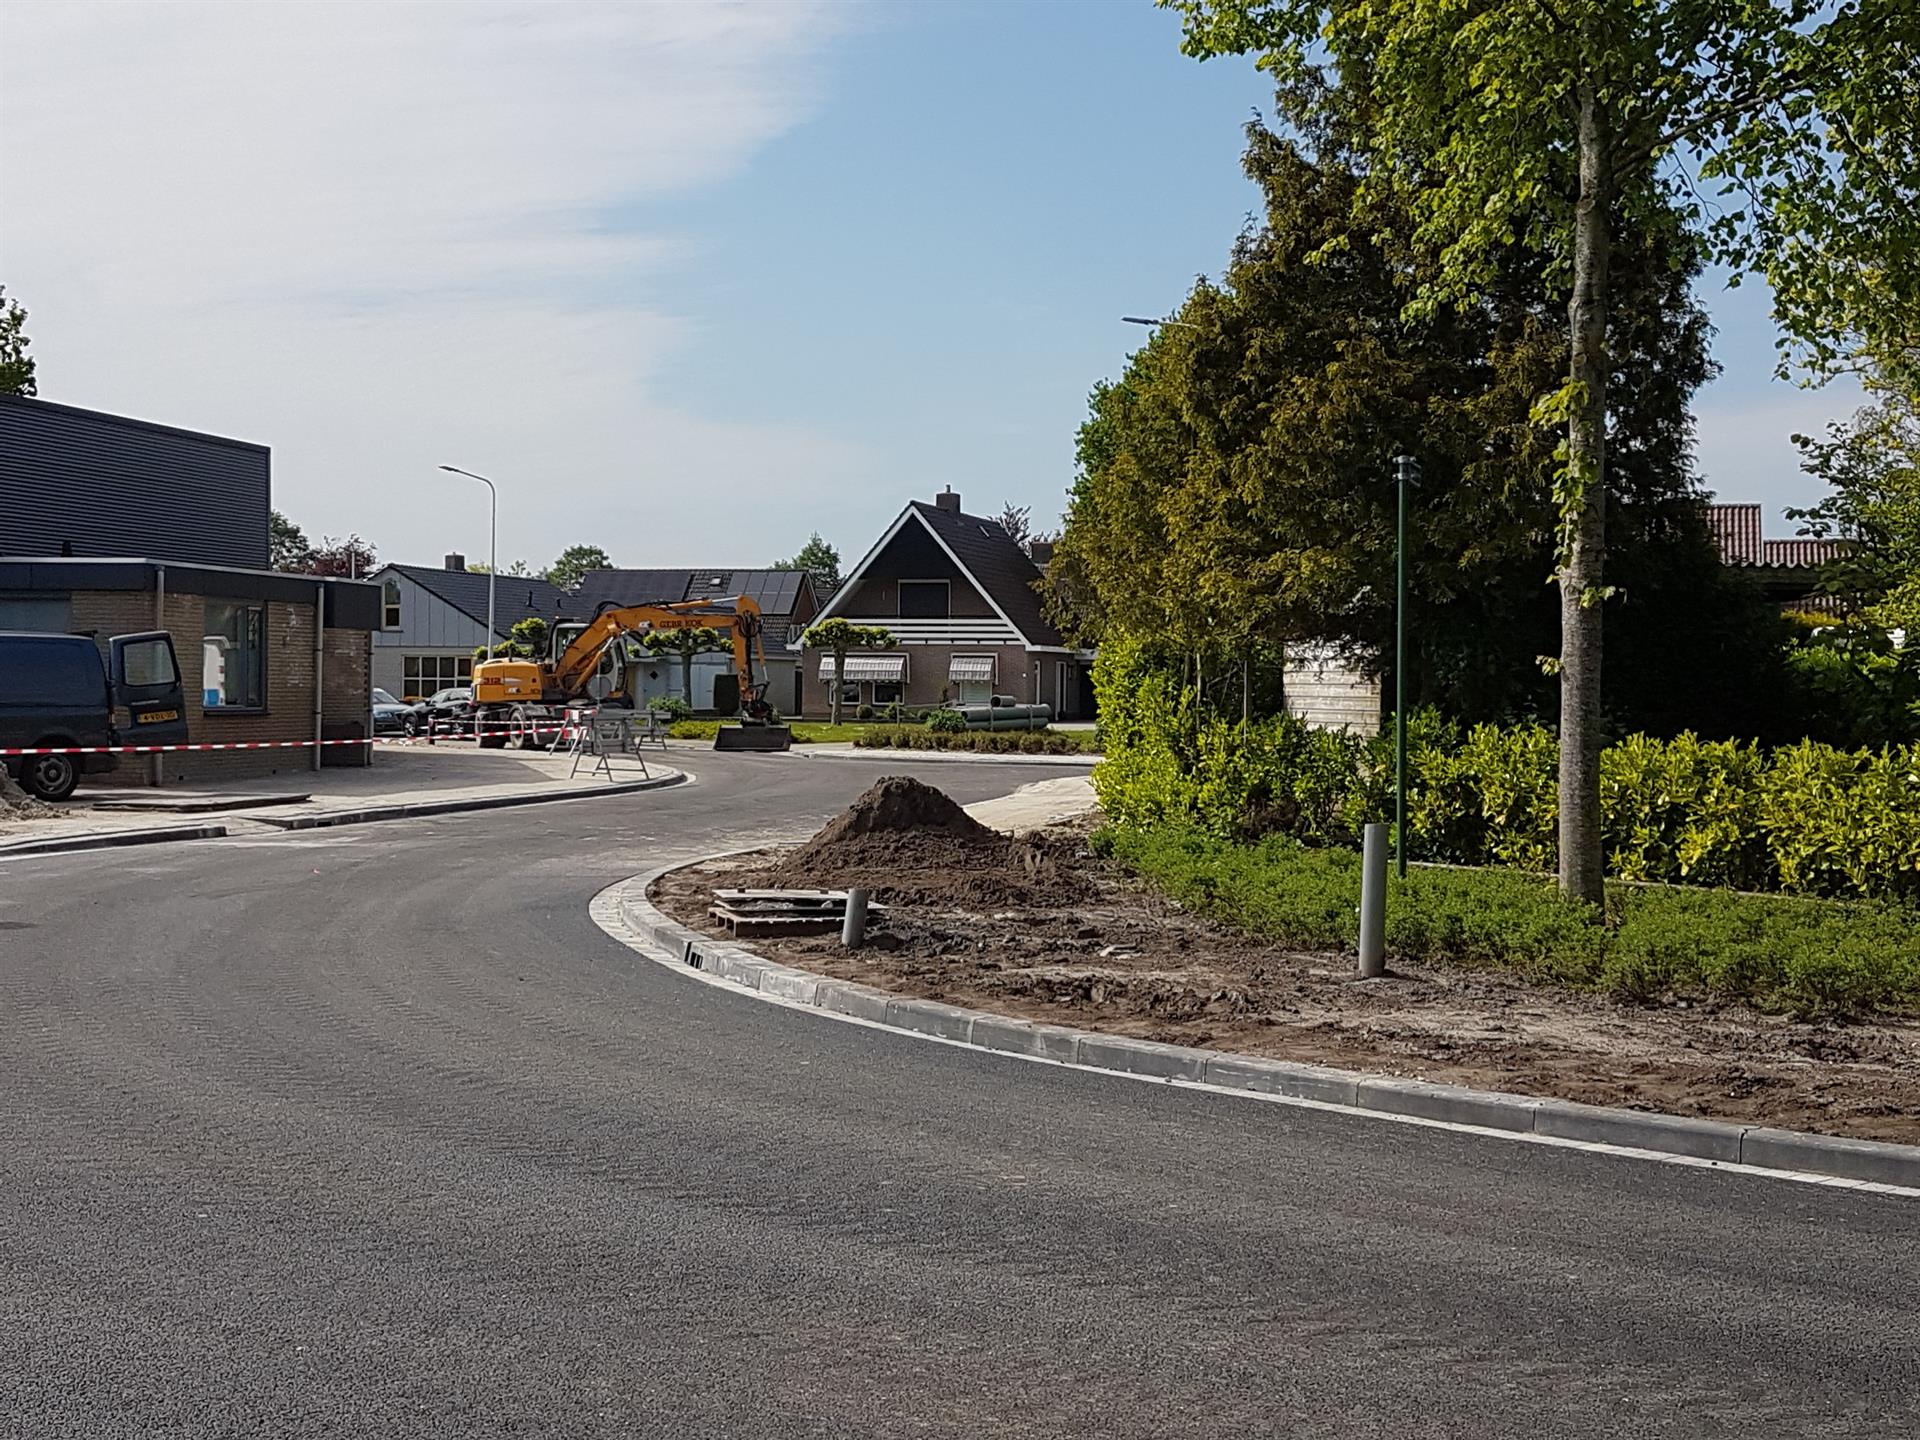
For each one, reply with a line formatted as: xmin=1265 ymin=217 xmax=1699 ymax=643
xmin=708 ymin=889 xmax=888 ymax=937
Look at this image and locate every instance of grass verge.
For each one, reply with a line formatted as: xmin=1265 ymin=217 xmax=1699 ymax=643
xmin=1102 ymin=825 xmax=1920 ymax=1017
xmin=667 ymin=721 xmax=872 ymax=743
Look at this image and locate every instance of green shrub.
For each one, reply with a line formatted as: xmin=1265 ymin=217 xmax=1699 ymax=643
xmin=854 ymin=725 xmax=1084 ymax=755
xmin=1094 ymin=669 xmax=1920 ymax=903
xmin=926 ymin=708 xmax=968 ymax=735
xmin=649 ymin=695 xmax=694 ymax=722
xmin=1105 ymin=824 xmax=1920 ymax=1016
xmin=857 ymin=703 xmax=876 ymax=721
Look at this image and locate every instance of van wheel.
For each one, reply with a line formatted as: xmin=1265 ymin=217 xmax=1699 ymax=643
xmin=23 ymin=752 xmax=79 ymax=801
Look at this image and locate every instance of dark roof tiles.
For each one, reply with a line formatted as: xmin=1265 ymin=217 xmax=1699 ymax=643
xmin=570 ymin=568 xmax=815 ymax=617
xmin=907 ymin=501 xmax=1062 ymax=646
xmin=386 ymin=564 xmax=575 ymax=633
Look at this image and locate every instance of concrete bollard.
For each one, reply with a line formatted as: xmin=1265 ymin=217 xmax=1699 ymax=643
xmin=841 ymin=887 xmax=869 ymax=949
xmin=1358 ymin=822 xmax=1387 ymax=978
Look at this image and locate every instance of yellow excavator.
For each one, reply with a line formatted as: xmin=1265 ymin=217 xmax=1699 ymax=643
xmin=471 ymin=596 xmax=792 ymax=751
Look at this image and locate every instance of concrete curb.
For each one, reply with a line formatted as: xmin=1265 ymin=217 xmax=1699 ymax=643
xmin=794 ymin=748 xmax=1098 ymax=768
xmin=0 ymin=823 xmax=230 ymax=858
xmin=612 ymin=860 xmax=1920 ymax=1192
xmin=250 ymin=768 xmax=687 ymax=830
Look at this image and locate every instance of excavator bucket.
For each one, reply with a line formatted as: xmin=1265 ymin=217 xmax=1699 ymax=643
xmin=713 ymin=723 xmax=792 ymax=752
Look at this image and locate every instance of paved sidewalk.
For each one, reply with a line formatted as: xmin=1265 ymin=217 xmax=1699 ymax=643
xmin=0 ymin=744 xmax=678 ymax=854
xmin=964 ymin=775 xmax=1097 ymax=833
xmin=797 ymin=742 xmax=1098 ymax=767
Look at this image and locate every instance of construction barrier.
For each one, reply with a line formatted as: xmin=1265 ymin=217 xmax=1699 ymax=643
xmin=0 ymin=722 xmax=584 ymax=757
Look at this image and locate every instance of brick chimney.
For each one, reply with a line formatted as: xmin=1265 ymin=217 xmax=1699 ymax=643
xmin=934 ymin=487 xmax=961 ymax=514
xmin=444 ymin=552 xmax=466 ymax=571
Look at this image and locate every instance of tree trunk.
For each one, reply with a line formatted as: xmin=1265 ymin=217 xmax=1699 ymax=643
xmin=682 ymin=649 xmax=696 ymax=711
xmin=831 ymin=653 xmax=844 ymax=726
xmin=1559 ymin=82 xmax=1612 ymax=905
xmin=1241 ymin=650 xmax=1251 ymax=725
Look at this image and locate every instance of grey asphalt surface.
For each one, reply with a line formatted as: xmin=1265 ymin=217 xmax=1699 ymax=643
xmin=2 ymin=752 xmax=1917 ymax=1438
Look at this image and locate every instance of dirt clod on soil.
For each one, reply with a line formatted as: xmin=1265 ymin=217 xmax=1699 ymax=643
xmin=0 ymin=770 xmax=55 ymax=822
xmin=761 ymin=775 xmax=1083 ymax=908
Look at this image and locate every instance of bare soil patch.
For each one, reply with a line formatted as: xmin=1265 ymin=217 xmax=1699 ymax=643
xmin=654 ymin=778 xmax=1920 ymax=1144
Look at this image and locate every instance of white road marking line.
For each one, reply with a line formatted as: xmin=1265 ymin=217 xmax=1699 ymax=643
xmin=589 ymin=884 xmax=1920 ymax=1201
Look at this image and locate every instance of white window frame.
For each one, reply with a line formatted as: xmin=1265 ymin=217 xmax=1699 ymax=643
xmin=382 ymin=577 xmax=402 ymax=630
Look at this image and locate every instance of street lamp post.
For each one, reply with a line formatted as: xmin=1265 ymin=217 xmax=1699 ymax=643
xmin=438 ymin=465 xmax=498 ymax=659
xmin=1392 ymin=453 xmax=1420 ymax=878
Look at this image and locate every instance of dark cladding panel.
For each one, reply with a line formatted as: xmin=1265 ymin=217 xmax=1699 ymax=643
xmin=0 ymin=395 xmax=270 ymax=568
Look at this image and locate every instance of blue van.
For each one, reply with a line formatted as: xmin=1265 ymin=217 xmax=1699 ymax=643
xmin=0 ymin=631 xmax=188 ymax=800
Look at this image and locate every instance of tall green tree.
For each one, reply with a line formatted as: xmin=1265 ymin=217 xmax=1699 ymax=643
xmin=1169 ymin=0 xmax=1920 ymax=900
xmin=1058 ymin=103 xmax=1785 ymax=741
xmin=545 ymin=544 xmax=612 ymax=592
xmin=776 ymin=533 xmax=842 ymax=596
xmin=270 ymin=510 xmax=311 ymax=571
xmin=0 ymin=286 xmax=35 ymax=397
xmin=1791 ymin=372 xmax=1920 ymax=629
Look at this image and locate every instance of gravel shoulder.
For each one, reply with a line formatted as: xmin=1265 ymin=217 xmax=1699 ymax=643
xmin=656 ymin=825 xmax=1920 ymax=1145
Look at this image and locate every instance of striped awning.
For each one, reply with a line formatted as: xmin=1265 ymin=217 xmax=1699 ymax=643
xmin=818 ymin=654 xmax=906 ymax=681
xmin=948 ymin=655 xmax=996 ymax=682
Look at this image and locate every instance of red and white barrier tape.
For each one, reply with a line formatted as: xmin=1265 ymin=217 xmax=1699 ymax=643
xmin=0 ymin=722 xmax=590 ymax=757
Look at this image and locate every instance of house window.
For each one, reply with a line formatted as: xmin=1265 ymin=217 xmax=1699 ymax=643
xmin=382 ymin=577 xmax=402 ymax=629
xmin=898 ymin=580 xmax=950 ymax=618
xmin=871 ymin=681 xmax=904 ymax=706
xmin=0 ymin=595 xmax=73 ymax=632
xmin=203 ymin=600 xmax=266 ymax=709
xmin=403 ymin=654 xmax=472 ymax=697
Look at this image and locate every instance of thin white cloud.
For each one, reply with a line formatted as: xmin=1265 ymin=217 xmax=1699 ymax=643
xmin=0 ymin=0 xmax=882 ymax=566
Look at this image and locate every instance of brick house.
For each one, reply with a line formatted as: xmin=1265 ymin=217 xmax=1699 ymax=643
xmin=799 ymin=489 xmax=1091 ymax=718
xmin=1706 ymin=502 xmax=1849 ymax=614
xmin=1 ymin=395 xmax=378 ymax=784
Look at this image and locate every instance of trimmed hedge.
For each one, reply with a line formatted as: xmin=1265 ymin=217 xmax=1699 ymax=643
xmin=853 ymin=725 xmax=1091 ymax=755
xmin=1092 ymin=638 xmax=1920 ymax=903
xmin=1105 ymin=825 xmax=1920 ymax=1015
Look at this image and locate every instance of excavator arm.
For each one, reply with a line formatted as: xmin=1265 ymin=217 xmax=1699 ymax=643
xmin=549 ymin=597 xmax=769 ymax=709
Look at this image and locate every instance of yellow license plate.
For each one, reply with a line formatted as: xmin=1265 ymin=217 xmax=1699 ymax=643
xmin=138 ymin=709 xmax=180 ymax=723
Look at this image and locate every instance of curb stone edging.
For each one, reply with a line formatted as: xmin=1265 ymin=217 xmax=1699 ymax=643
xmin=614 ymin=860 xmax=1920 ymax=1192
xmin=250 ymin=769 xmax=686 ymax=830
xmin=0 ymin=822 xmax=230 ymax=858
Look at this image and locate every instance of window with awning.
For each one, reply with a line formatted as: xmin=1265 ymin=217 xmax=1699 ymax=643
xmin=948 ymin=655 xmax=995 ymax=682
xmin=818 ymin=654 xmax=907 ymax=681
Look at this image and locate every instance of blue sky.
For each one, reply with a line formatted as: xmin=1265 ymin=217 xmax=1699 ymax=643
xmin=1 ymin=1 xmax=1853 ymax=572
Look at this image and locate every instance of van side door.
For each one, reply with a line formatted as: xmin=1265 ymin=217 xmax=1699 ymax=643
xmin=109 ymin=632 xmax=189 ymax=747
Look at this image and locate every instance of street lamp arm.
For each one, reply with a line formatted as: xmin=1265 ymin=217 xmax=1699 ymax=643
xmin=438 ymin=463 xmax=499 ymax=661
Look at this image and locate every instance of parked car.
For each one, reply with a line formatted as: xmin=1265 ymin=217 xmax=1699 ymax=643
xmin=0 ymin=630 xmax=188 ymax=800
xmin=408 ymin=686 xmax=475 ymax=735
xmin=371 ymin=688 xmax=414 ymax=736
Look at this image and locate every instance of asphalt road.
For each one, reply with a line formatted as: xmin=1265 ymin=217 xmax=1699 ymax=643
xmin=2 ymin=753 xmax=1917 ymax=1438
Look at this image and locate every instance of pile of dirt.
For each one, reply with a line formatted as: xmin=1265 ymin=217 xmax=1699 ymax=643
xmin=0 ymin=771 xmax=55 ymax=823
xmin=762 ymin=775 xmax=1084 ymax=908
